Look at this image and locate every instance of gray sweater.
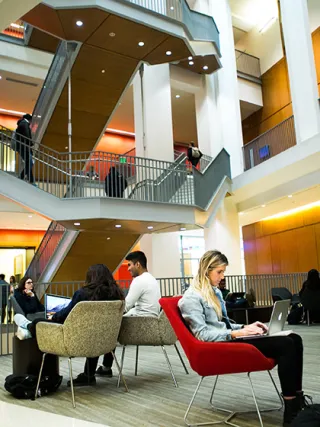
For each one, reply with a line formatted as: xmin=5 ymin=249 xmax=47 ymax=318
xmin=178 ymin=287 xmax=243 ymax=342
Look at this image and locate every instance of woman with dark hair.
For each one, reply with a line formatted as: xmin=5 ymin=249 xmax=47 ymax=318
xmin=14 ymin=264 xmax=124 ymax=386
xmin=14 ymin=276 xmax=44 ymax=316
xmin=299 ymin=269 xmax=320 ymax=297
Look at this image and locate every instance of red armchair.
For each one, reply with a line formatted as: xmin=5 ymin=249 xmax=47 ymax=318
xmin=159 ymin=296 xmax=283 ymax=427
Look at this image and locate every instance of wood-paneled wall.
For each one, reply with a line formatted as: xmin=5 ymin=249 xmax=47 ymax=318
xmin=243 ymin=205 xmax=320 ymax=274
xmin=0 ymin=229 xmax=45 ymax=249
xmin=242 ymin=27 xmax=320 ymax=144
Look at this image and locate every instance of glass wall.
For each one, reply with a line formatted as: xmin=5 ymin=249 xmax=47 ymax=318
xmin=180 ymin=234 xmax=205 ymax=277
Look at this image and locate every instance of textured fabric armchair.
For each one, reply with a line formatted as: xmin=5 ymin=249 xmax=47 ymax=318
xmin=117 ymin=310 xmax=188 ymax=387
xmin=35 ymin=300 xmax=126 ymax=407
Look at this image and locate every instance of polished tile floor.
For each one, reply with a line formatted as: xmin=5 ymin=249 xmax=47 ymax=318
xmin=0 ymin=401 xmax=109 ymax=427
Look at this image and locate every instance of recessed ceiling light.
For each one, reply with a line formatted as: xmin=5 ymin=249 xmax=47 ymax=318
xmin=109 ymin=32 xmax=116 ymax=37
xmin=188 ymin=56 xmax=192 ymax=60
xmin=180 ymin=227 xmax=187 ymax=231
xmin=288 ymin=195 xmax=293 ymax=198
xmin=0 ymin=76 xmax=2 ymax=80
xmin=147 ymin=226 xmax=154 ymax=230
xmin=166 ymin=51 xmax=172 ymax=56
xmin=189 ymin=61 xmax=194 ymax=65
xmin=170 ymin=6 xmax=174 ymax=10
xmin=28 ymin=215 xmax=33 ymax=218
xmin=239 ymin=212 xmax=244 ymax=215
xmin=101 ymin=69 xmax=105 ymax=73
xmin=65 ymin=146 xmax=68 ymax=149
xmin=107 ymin=237 xmax=111 ymax=240
xmin=261 ymin=204 xmax=266 ymax=208
xmin=175 ymin=94 xmax=180 ymax=98
xmin=203 ymin=65 xmax=209 ymax=70
xmin=115 ymin=224 xmax=121 ymax=228
xmin=74 ymin=222 xmax=80 ymax=226
xmin=76 ymin=20 xmax=83 ymax=27
xmin=138 ymin=41 xmax=145 ymax=47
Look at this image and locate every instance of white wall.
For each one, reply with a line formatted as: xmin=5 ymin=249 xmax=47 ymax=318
xmin=237 ymin=78 xmax=263 ymax=106
xmin=308 ymin=0 xmax=320 ymax=32
xmin=235 ymin=19 xmax=283 ymax=75
xmin=0 ymin=248 xmax=26 ymax=281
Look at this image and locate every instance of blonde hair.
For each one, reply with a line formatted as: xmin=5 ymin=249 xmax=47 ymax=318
xmin=192 ymin=250 xmax=228 ymax=320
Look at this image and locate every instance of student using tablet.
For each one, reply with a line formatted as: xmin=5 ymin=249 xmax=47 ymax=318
xmin=178 ymin=250 xmax=309 ymax=427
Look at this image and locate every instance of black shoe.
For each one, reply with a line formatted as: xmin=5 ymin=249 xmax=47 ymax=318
xmin=283 ymin=397 xmax=301 ymax=426
xmin=296 ymin=391 xmax=313 ymax=410
xmin=96 ymin=366 xmax=113 ymax=377
xmin=67 ymin=372 xmax=96 ymax=387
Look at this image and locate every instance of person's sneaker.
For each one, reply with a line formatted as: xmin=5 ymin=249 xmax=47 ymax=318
xmin=96 ymin=366 xmax=113 ymax=377
xmin=67 ymin=373 xmax=96 ymax=387
xmin=16 ymin=326 xmax=32 ymax=340
xmin=14 ymin=313 xmax=32 ymax=329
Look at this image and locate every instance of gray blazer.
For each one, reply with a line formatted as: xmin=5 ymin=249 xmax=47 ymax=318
xmin=178 ymin=287 xmax=243 ymax=342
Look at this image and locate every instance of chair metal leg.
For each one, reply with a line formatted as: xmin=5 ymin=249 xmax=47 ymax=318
xmin=117 ymin=346 xmax=126 ymax=389
xmin=35 ymin=352 xmax=46 ymax=400
xmin=68 ymin=357 xmax=76 ymax=408
xmin=135 ymin=345 xmax=139 ymax=376
xmin=307 ymin=310 xmax=310 ymax=326
xmin=184 ymin=370 xmax=283 ymax=427
xmin=161 ymin=345 xmax=178 ymax=388
xmin=112 ymin=350 xmax=129 ymax=392
xmin=174 ymin=343 xmax=189 ymax=374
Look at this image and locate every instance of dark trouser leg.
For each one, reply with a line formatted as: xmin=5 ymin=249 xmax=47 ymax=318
xmin=1 ymin=304 xmax=6 ymax=323
xmin=238 ymin=333 xmax=303 ymax=396
xmin=84 ymin=357 xmax=99 ymax=377
xmin=102 ymin=352 xmax=114 ymax=368
xmin=27 ymin=318 xmax=52 ymax=338
xmin=19 ymin=149 xmax=34 ymax=183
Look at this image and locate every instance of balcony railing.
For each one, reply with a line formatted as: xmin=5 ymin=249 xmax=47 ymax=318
xmin=243 ymin=116 xmax=297 ymax=171
xmin=235 ymin=49 xmax=261 ymax=80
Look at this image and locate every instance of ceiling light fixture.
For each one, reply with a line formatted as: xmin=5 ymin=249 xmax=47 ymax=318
xmin=107 ymin=128 xmax=135 ymax=137
xmin=166 ymin=51 xmax=172 ymax=56
xmin=180 ymin=227 xmax=187 ymax=231
xmin=239 ymin=212 xmax=244 ymax=215
xmin=109 ymin=32 xmax=116 ymax=37
xmin=175 ymin=94 xmax=180 ymax=98
xmin=101 ymin=69 xmax=105 ymax=73
xmin=0 ymin=107 xmax=26 ymax=116
xmin=288 ymin=194 xmax=293 ymax=198
xmin=74 ymin=222 xmax=81 ymax=226
xmin=107 ymin=237 xmax=111 ymax=240
xmin=0 ymin=76 xmax=2 ymax=80
xmin=203 ymin=65 xmax=209 ymax=70
xmin=147 ymin=226 xmax=154 ymax=230
xmin=28 ymin=215 xmax=33 ymax=218
xmin=76 ymin=20 xmax=83 ymax=27
xmin=65 ymin=146 xmax=68 ymax=150
xmin=188 ymin=56 xmax=192 ymax=60
xmin=115 ymin=224 xmax=121 ymax=228
xmin=189 ymin=61 xmax=194 ymax=65
xmin=138 ymin=41 xmax=145 ymax=47
xmin=262 ymin=200 xmax=320 ymax=221
xmin=261 ymin=204 xmax=266 ymax=208
xmin=170 ymin=6 xmax=174 ymax=10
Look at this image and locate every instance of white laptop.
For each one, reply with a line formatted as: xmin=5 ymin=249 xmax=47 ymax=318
xmin=236 ymin=299 xmax=292 ymax=340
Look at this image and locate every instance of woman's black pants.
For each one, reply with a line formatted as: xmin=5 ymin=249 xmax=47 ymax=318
xmin=235 ymin=333 xmax=303 ymax=397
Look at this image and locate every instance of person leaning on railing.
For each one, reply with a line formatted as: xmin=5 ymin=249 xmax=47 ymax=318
xmin=15 ymin=114 xmax=35 ymax=185
xmin=178 ymin=250 xmax=310 ymax=427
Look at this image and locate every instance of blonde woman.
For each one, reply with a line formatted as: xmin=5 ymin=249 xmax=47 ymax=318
xmin=179 ymin=250 xmax=307 ymax=427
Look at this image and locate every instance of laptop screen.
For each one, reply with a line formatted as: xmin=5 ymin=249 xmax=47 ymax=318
xmin=45 ymin=294 xmax=71 ymax=315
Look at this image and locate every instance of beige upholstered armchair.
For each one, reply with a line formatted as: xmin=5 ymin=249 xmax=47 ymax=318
xmin=35 ymin=300 xmax=126 ymax=407
xmin=117 ymin=310 xmax=188 ymax=387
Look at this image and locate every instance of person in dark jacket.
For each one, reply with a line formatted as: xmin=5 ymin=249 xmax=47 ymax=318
xmin=300 ymin=269 xmax=320 ymax=323
xmin=299 ymin=269 xmax=320 ymax=297
xmin=105 ymin=166 xmax=128 ymax=198
xmin=14 ymin=264 xmax=124 ymax=386
xmin=0 ymin=274 xmax=9 ymax=323
xmin=14 ymin=276 xmax=44 ymax=316
xmin=15 ymin=113 xmax=35 ymax=184
xmin=187 ymin=142 xmax=202 ymax=168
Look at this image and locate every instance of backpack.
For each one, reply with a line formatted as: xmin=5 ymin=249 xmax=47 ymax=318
xmin=4 ymin=373 xmax=62 ymax=399
xmin=291 ymin=404 xmax=320 ymax=426
xmin=191 ymin=147 xmax=201 ymax=158
xmin=10 ymin=131 xmax=16 ymax=150
xmin=287 ymin=302 xmax=304 ymax=325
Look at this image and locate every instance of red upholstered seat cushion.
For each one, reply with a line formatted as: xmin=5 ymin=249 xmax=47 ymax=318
xmin=160 ymin=296 xmax=276 ymax=377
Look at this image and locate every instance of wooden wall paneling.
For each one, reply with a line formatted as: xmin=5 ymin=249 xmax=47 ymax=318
xmin=255 ymin=236 xmax=273 ymax=274
xmin=296 ymin=225 xmax=318 ymax=272
xmin=270 ymin=233 xmax=282 ymax=274
xmin=254 ymin=222 xmax=263 ymax=239
xmin=302 ymin=205 xmax=320 ymax=227
xmin=312 ymin=27 xmax=320 ymax=87
xmin=279 ymin=229 xmax=299 ymax=273
xmin=243 ymin=239 xmax=258 ymax=274
xmin=242 ymin=224 xmax=256 ymax=241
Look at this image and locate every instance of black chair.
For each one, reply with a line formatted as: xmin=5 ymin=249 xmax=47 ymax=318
xmin=300 ymin=289 xmax=320 ymax=326
xmin=271 ymin=287 xmax=300 ymax=305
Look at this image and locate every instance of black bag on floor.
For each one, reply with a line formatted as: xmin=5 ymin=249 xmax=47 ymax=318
xmin=4 ymin=373 xmax=62 ymax=399
xmin=287 ymin=303 xmax=304 ymax=325
xmin=291 ymin=405 xmax=320 ymax=426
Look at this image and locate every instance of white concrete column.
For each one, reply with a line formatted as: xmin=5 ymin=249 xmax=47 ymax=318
xmin=204 ymin=198 xmax=242 ymax=275
xmin=133 ymin=63 xmax=174 ymax=162
xmin=280 ymin=0 xmax=320 ymax=143
xmin=139 ymin=233 xmax=181 ymax=278
xmin=191 ymin=0 xmax=244 ymax=177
